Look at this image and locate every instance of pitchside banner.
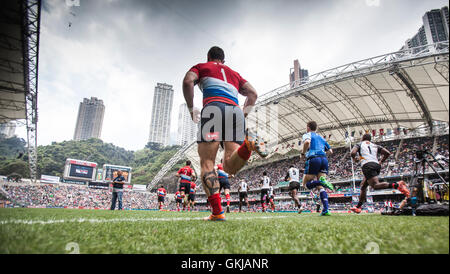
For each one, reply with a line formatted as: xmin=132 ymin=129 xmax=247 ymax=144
xmin=102 ymin=164 xmax=132 ymax=184
xmin=40 ymin=175 xmax=60 ymax=183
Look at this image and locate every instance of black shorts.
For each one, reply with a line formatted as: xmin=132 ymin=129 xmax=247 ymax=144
xmin=288 ymin=181 xmax=300 ymax=191
xmin=239 ymin=192 xmax=248 ymax=200
xmin=219 ymin=178 xmax=230 ymax=191
xmin=197 ymin=101 xmax=245 ymax=145
xmin=176 ymin=198 xmax=182 ymax=204
xmin=261 ymin=189 xmax=269 ymax=202
xmin=179 ymin=182 xmax=191 ymax=194
xmin=188 ymin=193 xmax=195 ymax=201
xmin=362 ymin=162 xmax=381 ymax=180
xmin=158 ymin=196 xmax=164 ymax=203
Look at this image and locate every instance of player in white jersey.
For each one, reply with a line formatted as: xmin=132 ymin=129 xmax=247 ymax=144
xmin=238 ymin=179 xmax=250 ymax=212
xmin=267 ymin=185 xmax=275 ymax=212
xmin=285 ymin=165 xmax=303 ymax=214
xmin=260 ymin=171 xmax=271 ymax=212
xmin=350 ymin=133 xmax=410 ymax=214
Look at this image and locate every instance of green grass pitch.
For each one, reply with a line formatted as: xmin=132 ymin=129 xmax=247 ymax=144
xmin=0 ymin=208 xmax=448 ymax=254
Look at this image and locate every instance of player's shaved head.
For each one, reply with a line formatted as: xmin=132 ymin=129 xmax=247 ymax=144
xmin=207 ymin=46 xmax=225 ymax=62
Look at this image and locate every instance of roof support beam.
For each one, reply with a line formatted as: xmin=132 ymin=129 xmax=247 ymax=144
xmin=300 ymin=91 xmax=347 ymax=138
xmin=434 ymin=62 xmax=449 ymax=83
xmin=390 ymin=66 xmax=433 ymax=130
xmin=323 ymin=83 xmax=371 ymax=132
xmin=354 ymin=76 xmax=399 ymax=129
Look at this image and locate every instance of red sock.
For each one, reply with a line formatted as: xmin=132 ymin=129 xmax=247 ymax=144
xmin=208 ymin=193 xmax=223 ymax=215
xmin=226 ymin=194 xmax=231 ymax=206
xmin=237 ymin=142 xmax=252 ymax=160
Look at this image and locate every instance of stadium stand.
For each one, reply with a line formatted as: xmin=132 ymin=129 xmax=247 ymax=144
xmin=0 ymin=134 xmax=447 ymax=211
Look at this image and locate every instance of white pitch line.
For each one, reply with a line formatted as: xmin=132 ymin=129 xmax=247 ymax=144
xmin=0 ymin=215 xmax=288 ymax=225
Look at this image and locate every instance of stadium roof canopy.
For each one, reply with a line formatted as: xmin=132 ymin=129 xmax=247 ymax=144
xmin=0 ymin=0 xmax=41 ymax=181
xmin=149 ymin=41 xmax=449 ymax=189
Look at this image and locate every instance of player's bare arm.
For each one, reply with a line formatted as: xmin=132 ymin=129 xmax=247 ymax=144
xmin=182 ymin=71 xmax=199 ymax=119
xmin=379 ymin=147 xmax=391 ymax=164
xmin=350 ymin=146 xmax=359 ymax=160
xmin=302 ymin=139 xmax=310 ymax=158
xmin=239 ymin=82 xmax=258 ymax=118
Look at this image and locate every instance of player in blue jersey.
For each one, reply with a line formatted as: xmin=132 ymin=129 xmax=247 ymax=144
xmin=301 ymin=121 xmax=334 ymax=216
xmin=216 ymin=163 xmax=232 ymax=213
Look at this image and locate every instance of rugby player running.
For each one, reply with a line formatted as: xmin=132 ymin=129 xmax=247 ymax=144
xmin=286 ymin=165 xmax=303 ymax=214
xmin=238 ymin=179 xmax=250 ymax=212
xmin=175 ymin=160 xmax=197 ymax=211
xmin=175 ymin=190 xmax=183 ymax=212
xmin=301 ymin=121 xmax=334 ymax=216
xmin=182 ymin=46 xmax=267 ymax=221
xmin=260 ymin=171 xmax=271 ymax=213
xmin=157 ymin=185 xmax=166 ymax=210
xmin=187 ymin=180 xmax=196 ymax=211
xmin=216 ymin=163 xmax=232 ymax=213
xmin=350 ymin=134 xmax=410 ymax=213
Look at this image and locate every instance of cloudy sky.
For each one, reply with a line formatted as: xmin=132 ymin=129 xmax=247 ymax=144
xmin=17 ymin=0 xmax=448 ymax=151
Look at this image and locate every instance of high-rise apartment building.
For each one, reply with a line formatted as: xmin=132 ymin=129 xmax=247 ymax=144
xmin=289 ymin=59 xmax=309 ymax=88
xmin=402 ymin=6 xmax=449 ymax=51
xmin=177 ymin=103 xmax=198 ymax=146
xmin=148 ymin=83 xmax=174 ymax=147
xmin=73 ymin=97 xmax=105 ymax=141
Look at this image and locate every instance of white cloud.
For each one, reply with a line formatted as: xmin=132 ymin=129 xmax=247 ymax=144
xmin=26 ymin=0 xmax=448 ymax=151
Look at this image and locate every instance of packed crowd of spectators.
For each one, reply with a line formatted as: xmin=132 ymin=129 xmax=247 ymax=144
xmin=1 ymin=184 xmax=158 ymax=209
xmin=1 ymin=135 xmax=447 ymax=211
xmin=229 ymin=135 xmax=449 ymax=190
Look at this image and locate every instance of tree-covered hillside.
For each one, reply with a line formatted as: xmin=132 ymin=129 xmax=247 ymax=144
xmin=0 ymin=137 xmax=182 ymax=184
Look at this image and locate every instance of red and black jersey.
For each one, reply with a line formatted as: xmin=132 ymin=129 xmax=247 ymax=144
xmin=157 ymin=188 xmax=166 ymax=197
xmin=190 ymin=182 xmax=196 ymax=194
xmin=189 ymin=61 xmax=247 ymax=107
xmin=178 ymin=166 xmax=194 ymax=184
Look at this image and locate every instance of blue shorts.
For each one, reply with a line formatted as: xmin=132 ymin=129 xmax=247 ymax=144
xmin=219 ymin=178 xmax=230 ymax=191
xmin=304 ymin=156 xmax=328 ymax=175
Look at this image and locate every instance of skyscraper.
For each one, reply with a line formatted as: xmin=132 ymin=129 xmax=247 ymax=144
xmin=177 ymin=103 xmax=198 ymax=146
xmin=148 ymin=83 xmax=174 ymax=147
xmin=401 ymin=6 xmax=449 ymax=51
xmin=289 ymin=59 xmax=309 ymax=88
xmin=73 ymin=97 xmax=105 ymax=141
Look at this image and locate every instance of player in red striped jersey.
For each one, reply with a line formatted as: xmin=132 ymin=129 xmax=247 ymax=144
xmin=183 ymin=46 xmax=268 ymax=221
xmin=187 ymin=181 xmax=197 ymax=211
xmin=157 ymin=185 xmax=166 ymax=210
xmin=175 ymin=160 xmax=197 ymax=211
xmin=175 ymin=191 xmax=182 ymax=211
